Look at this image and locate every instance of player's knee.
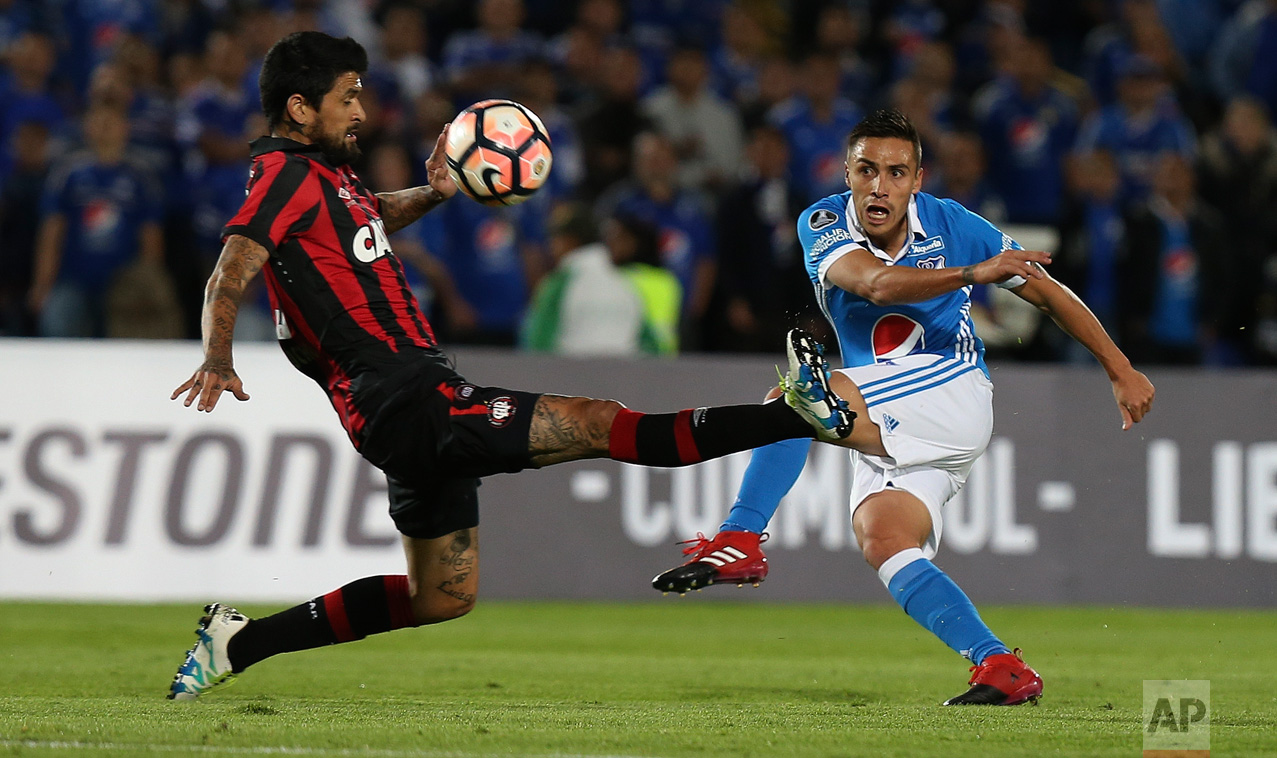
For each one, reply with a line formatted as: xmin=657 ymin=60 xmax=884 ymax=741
xmin=858 ymin=536 xmax=896 ymax=571
xmin=581 ymin=397 xmax=625 ymax=449
xmin=859 ymin=535 xmax=925 ymax=571
xmin=409 ymin=589 xmax=476 ymax=626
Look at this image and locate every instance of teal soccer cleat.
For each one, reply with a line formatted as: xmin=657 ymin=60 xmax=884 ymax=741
xmin=168 ymin=603 xmax=248 ymax=700
xmin=781 ymin=329 xmax=855 ymax=441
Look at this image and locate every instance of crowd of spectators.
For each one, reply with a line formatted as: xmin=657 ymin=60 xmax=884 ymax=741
xmin=0 ymin=0 xmax=1274 ymax=366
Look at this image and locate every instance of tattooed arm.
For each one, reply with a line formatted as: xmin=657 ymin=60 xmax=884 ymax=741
xmin=171 ymin=234 xmax=270 ymax=412
xmin=377 ymin=186 xmax=450 ymax=235
xmin=375 ymin=125 xmax=457 ymax=235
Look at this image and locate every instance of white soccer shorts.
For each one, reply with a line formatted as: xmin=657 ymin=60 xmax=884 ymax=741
xmin=836 ymin=353 xmax=994 ymax=559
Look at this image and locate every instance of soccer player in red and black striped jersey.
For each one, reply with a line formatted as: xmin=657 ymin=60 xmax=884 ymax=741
xmin=166 ymin=31 xmax=854 ymax=699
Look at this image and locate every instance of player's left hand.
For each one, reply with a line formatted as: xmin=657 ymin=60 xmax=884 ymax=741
xmin=1111 ymin=367 xmax=1154 ymax=430
xmin=171 ymin=364 xmax=251 ymax=413
xmin=425 ymin=124 xmax=458 ymax=200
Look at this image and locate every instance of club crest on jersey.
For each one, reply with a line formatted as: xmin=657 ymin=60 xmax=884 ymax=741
xmin=487 ymin=396 xmax=517 ymax=428
xmin=872 ymin=314 xmax=926 ymax=361
xmin=808 ymin=209 xmax=838 ymax=231
xmin=916 ymin=255 xmax=946 ymax=269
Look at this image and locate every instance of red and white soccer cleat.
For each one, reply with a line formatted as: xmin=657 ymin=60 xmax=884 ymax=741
xmin=943 ymin=648 xmax=1043 ymax=705
xmin=651 ymin=531 xmax=769 ymax=594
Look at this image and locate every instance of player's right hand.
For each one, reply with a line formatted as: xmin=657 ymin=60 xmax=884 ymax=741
xmin=969 ymin=249 xmax=1051 ymax=285
xmin=172 ymin=365 xmax=250 ymax=413
xmin=425 ymin=123 xmax=458 ymax=200
xmin=1112 ymin=367 xmax=1155 ymax=430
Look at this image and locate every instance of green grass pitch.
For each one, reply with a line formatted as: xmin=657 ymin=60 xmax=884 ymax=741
xmin=1 ymin=601 xmax=1273 ymax=757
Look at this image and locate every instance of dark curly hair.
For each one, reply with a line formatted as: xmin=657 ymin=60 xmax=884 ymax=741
xmin=259 ymin=32 xmax=368 ymax=129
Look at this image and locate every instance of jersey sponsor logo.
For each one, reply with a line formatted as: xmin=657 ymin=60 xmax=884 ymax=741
xmin=1163 ymin=247 xmax=1198 ymax=282
xmin=352 ymin=218 xmax=393 ymax=263
xmin=338 ymin=187 xmax=352 ymax=201
xmin=916 ymin=255 xmax=946 ymax=269
xmin=476 ymin=218 xmax=518 ymax=269
xmin=810 ymin=227 xmax=853 ymax=256
xmin=658 ymin=227 xmax=692 ymax=269
xmin=457 ymin=384 xmax=476 ymax=400
xmin=872 ymin=314 xmax=926 ymax=360
xmin=881 ymin=413 xmax=900 ymax=433
xmin=1001 ymin=232 xmax=1016 ymax=251
xmin=910 ymin=236 xmax=945 ymax=255
xmin=487 ymin=396 xmax=518 ymax=428
xmin=808 ymin=208 xmax=838 ymax=231
xmin=82 ymin=199 xmax=121 ymax=239
xmin=1010 ymin=116 xmax=1047 ymax=157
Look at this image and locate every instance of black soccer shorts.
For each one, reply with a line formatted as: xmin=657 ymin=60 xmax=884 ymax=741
xmin=358 ymin=359 xmax=541 ymax=540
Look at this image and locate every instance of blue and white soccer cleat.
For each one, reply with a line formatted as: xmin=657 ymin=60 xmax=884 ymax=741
xmin=168 ymin=603 xmax=248 ymax=700
xmin=781 ymin=328 xmax=855 ymax=441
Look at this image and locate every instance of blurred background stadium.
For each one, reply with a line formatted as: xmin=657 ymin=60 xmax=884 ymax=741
xmin=0 ymin=0 xmax=1274 ymax=363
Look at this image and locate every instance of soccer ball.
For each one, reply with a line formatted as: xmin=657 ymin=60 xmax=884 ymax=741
xmin=444 ymin=99 xmax=553 ymax=206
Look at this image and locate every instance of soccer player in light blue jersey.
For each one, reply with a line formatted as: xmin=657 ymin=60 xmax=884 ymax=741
xmin=653 ymin=109 xmax=1156 ymax=705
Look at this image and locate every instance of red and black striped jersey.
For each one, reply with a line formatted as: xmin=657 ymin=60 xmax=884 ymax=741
xmin=223 ymin=136 xmax=440 ymax=445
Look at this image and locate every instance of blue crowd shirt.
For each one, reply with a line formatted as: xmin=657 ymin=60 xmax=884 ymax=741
xmin=539 ymin=109 xmax=584 ymax=204
xmin=415 ymin=194 xmax=548 ymax=333
xmin=1075 ymin=103 xmax=1195 ymax=202
xmin=972 ymin=77 xmax=1079 ymax=223
xmin=41 ymin=153 xmax=162 ymax=289
xmin=768 ymin=97 xmax=863 ymax=204
xmin=59 ymin=0 xmax=161 ymax=94
xmin=177 ymin=81 xmax=257 ymax=245
xmin=1247 ymin=11 xmax=1277 ymax=117
xmin=442 ymin=29 xmax=544 ymax=101
xmin=1083 ymin=200 xmax=1125 ymax=326
xmin=604 ymin=185 xmax=716 ymax=308
xmin=0 ymin=74 xmax=66 ymax=184
xmin=799 ymin=191 xmax=1025 ymax=378
xmin=1148 ymin=202 xmax=1199 ymax=347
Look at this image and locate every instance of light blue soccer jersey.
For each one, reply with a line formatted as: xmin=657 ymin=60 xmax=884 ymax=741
xmin=799 ymin=191 xmax=1023 ymax=377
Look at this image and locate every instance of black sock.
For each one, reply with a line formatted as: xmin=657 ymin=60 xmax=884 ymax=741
xmin=227 ymin=575 xmax=416 ymax=672
xmin=609 ymin=399 xmax=812 ymax=466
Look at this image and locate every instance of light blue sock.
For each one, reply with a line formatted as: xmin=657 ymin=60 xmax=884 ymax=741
xmin=878 ymin=548 xmax=1010 ymax=665
xmin=718 ymin=438 xmax=811 ymax=534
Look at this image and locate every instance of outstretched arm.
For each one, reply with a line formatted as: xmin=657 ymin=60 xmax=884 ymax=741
xmin=171 ymin=234 xmax=270 ymax=412
xmin=824 ymin=246 xmax=1052 ymax=306
xmin=376 ymin=125 xmax=457 ymax=234
xmin=1011 ymin=267 xmax=1155 ymax=430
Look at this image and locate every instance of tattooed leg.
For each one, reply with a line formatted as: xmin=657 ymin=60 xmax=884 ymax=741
xmin=527 ymin=395 xmax=623 ymax=467
xmin=529 ymin=392 xmax=817 ymax=469
xmin=402 ymin=528 xmax=479 ymax=624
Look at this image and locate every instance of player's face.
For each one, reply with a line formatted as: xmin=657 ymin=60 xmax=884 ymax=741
xmin=307 ymin=72 xmax=365 ymax=166
xmin=845 ymin=136 xmax=922 ymax=237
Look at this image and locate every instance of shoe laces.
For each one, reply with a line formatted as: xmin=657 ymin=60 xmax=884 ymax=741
xmin=676 ymin=531 xmax=770 ymax=557
xmin=677 ymin=532 xmax=711 ymax=556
